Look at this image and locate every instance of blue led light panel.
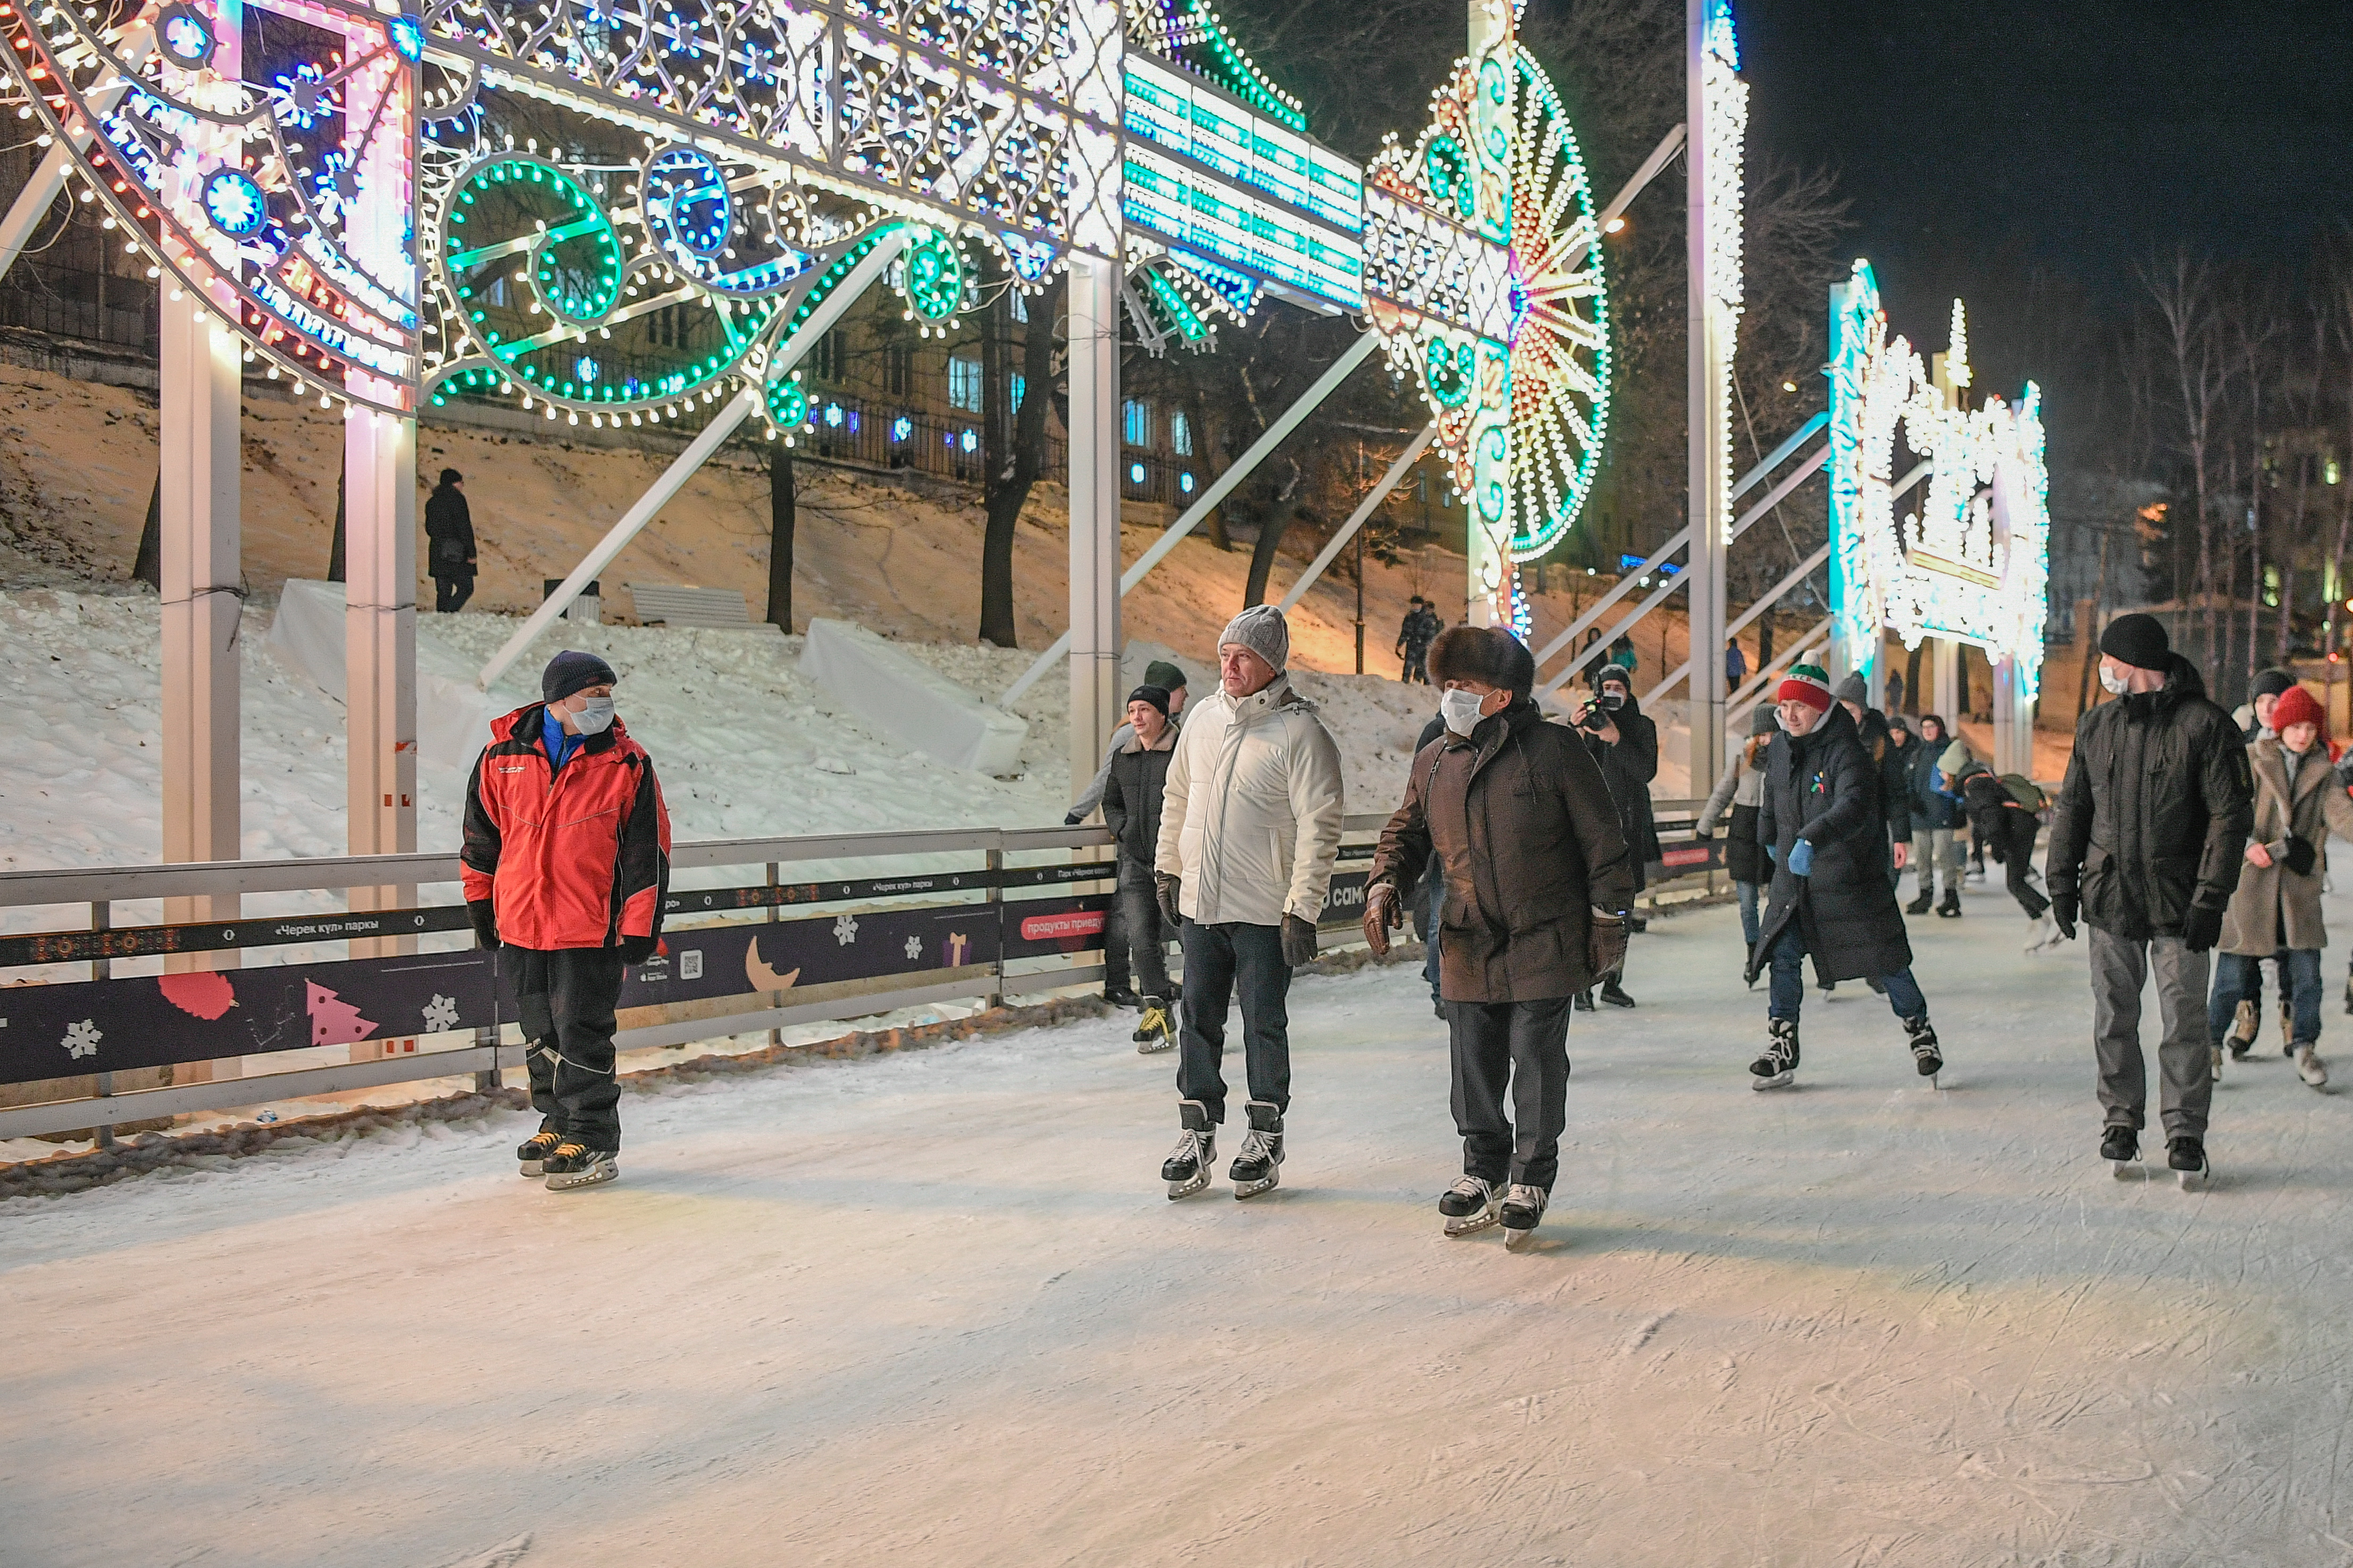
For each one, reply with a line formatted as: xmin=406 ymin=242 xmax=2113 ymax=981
xmin=1124 ymin=147 xmax=1364 ymax=311
xmin=1123 ymin=55 xmax=1363 ymax=234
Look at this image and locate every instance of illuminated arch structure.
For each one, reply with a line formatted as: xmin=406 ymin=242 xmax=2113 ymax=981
xmin=0 ymin=0 xmax=1618 ymax=857
xmin=1827 ymin=260 xmax=2050 ymax=772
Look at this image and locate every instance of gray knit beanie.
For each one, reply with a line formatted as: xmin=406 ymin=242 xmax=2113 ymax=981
xmin=1219 ymin=604 xmax=1289 ymax=673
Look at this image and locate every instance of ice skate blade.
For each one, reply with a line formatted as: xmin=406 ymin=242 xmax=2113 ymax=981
xmin=2176 ymin=1167 xmax=2208 ymax=1192
xmin=1135 ymin=1037 xmax=1174 ymax=1054
xmin=1503 ymin=1226 xmax=1537 ymax=1253
xmin=2110 ymin=1159 xmax=2138 ymax=1180
xmin=1750 ymin=1071 xmax=1794 ymax=1091
xmin=1165 ymin=1170 xmax=1211 ymax=1200
xmin=1443 ymin=1209 xmax=1499 ymax=1238
xmin=519 ymin=1161 xmax=543 ymax=1178
xmin=1233 ymin=1171 xmax=1280 ymax=1200
xmin=545 ymin=1161 xmax=618 ymax=1192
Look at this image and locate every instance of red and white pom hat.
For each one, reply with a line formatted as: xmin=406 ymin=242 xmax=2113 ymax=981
xmin=1776 ymin=663 xmax=1835 ymax=715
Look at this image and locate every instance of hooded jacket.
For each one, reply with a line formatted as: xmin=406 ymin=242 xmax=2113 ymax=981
xmin=1851 ymin=706 xmax=1915 ymax=843
xmin=2046 ymin=653 xmax=2252 ymax=941
xmin=1746 ymin=702 xmax=1915 ymax=985
xmin=1370 ymin=701 xmax=1633 ymax=1003
xmin=1154 ymin=674 xmax=1346 ymax=927
xmin=462 ymin=703 xmax=672 ymax=950
xmin=1907 ymin=727 xmax=1960 ymax=829
xmin=2219 ymin=734 xmax=2353 ymax=955
xmin=424 ymin=483 xmax=476 ymax=578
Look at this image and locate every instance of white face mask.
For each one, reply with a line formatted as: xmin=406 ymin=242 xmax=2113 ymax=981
xmin=1439 ymin=687 xmax=1488 ymax=737
xmin=570 ymin=694 xmax=616 ymax=735
xmin=2098 ymin=666 xmax=2130 ymax=696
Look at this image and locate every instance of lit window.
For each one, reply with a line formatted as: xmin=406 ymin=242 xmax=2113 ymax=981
xmin=1123 ymin=399 xmax=1150 ymax=448
xmin=1009 ymin=290 xmax=1028 ymax=324
xmin=1009 ymin=373 xmax=1026 ymax=408
xmin=948 ymin=355 xmax=982 ymax=413
xmin=1171 ymin=410 xmax=1193 ymax=456
xmin=1129 ymin=462 xmax=1146 ymax=484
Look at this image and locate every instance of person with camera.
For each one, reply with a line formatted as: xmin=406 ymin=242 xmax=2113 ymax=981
xmin=1743 ymin=665 xmax=1944 ymax=1091
xmin=1365 ymin=625 xmax=1633 ymax=1252
xmin=2045 ymin=613 xmax=2250 ymax=1186
xmin=1571 ymin=663 xmax=1657 ymax=1008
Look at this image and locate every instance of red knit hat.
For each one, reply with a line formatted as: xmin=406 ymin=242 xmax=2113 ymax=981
xmin=2271 ymin=684 xmax=2324 ymax=733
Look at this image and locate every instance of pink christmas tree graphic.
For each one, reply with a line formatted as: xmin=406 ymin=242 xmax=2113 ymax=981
xmin=306 ymin=982 xmax=377 ymax=1047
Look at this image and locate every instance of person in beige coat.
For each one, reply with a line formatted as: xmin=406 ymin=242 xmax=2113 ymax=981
xmin=2208 ymin=685 xmax=2353 ymax=1088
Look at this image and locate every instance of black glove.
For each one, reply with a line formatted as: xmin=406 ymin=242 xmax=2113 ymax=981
xmin=2182 ymin=904 xmax=2224 ymax=954
xmin=2285 ymin=837 xmax=2317 ymax=876
xmin=1063 ymin=809 xmax=1086 ymax=827
xmin=2050 ymin=893 xmax=2077 ymax=942
xmin=620 ymin=933 xmax=658 ymax=966
xmin=1281 ymin=913 xmax=1319 ymax=968
xmin=1156 ymin=873 xmax=1183 ymax=928
xmin=467 ymin=899 xmax=499 ymax=951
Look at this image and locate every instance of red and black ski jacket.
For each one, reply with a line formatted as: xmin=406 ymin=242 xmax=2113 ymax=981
xmin=462 ymin=705 xmax=672 ymax=951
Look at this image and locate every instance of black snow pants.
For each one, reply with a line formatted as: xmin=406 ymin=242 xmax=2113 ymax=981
xmin=512 ymin=946 xmax=627 ymax=1149
xmin=1447 ymin=996 xmax=1573 ymax=1192
xmin=1985 ymin=809 xmax=2048 ymax=919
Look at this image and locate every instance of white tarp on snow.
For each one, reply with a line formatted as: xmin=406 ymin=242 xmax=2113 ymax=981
xmin=267 ymin=580 xmax=493 ymax=770
xmin=798 ymin=617 xmax=1027 ymax=774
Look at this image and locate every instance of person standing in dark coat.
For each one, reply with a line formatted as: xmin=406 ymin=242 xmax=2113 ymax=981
xmin=1743 ymin=664 xmax=1943 ymax=1089
xmin=1573 ymin=662 xmax=1657 ymax=1008
xmin=2045 ymin=613 xmax=2252 ymax=1187
xmin=1365 ymin=625 xmax=1634 ymax=1251
xmin=424 ymin=468 xmax=478 ymax=613
xmin=1395 ymin=597 xmax=1442 ymax=683
xmin=1834 ymin=672 xmax=1915 ymax=883
xmin=1905 ymin=714 xmax=1963 ymax=915
xmin=1100 ymin=685 xmax=1180 ymax=1053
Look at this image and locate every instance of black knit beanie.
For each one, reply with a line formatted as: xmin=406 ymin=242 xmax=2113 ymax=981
xmin=542 ymin=650 xmax=618 ymax=704
xmin=2098 ymin=613 xmax=2168 ymax=672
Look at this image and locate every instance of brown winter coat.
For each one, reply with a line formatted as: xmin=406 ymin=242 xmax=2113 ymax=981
xmin=1370 ymin=701 xmax=1634 ymax=1003
xmin=2219 ymin=736 xmax=2353 ymax=955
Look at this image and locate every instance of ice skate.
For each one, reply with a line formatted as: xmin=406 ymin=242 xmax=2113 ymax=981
xmin=1904 ymin=1016 xmax=1942 ymax=1085
xmin=2210 ymin=1042 xmax=2225 ymax=1082
xmin=2168 ymin=1136 xmax=2209 ymax=1190
xmin=541 ymin=1142 xmax=618 ymax=1192
xmin=2022 ymin=913 xmax=2058 ymax=953
xmin=1750 ymin=1019 xmax=1799 ymax=1090
xmin=1162 ymin=1100 xmax=1216 ymax=1199
xmin=2295 ymin=1043 xmax=2329 ymax=1089
xmin=2100 ymin=1125 xmax=2138 ymax=1178
xmin=516 ymin=1126 xmax=561 ymax=1178
xmin=1936 ymin=888 xmax=1962 ymax=918
xmin=1906 ymin=888 xmax=1934 ymax=916
xmin=1438 ymin=1175 xmax=1501 ymax=1237
xmin=2225 ymin=999 xmax=2257 ymax=1060
xmin=1229 ymin=1101 xmax=1284 ymax=1200
xmin=1598 ymin=978 xmax=1637 ymax=1009
xmin=1133 ymin=996 xmax=1175 ymax=1054
xmin=1499 ymin=1184 xmax=1547 ymax=1252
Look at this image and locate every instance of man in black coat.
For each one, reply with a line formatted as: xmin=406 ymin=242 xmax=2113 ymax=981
xmin=1743 ymin=663 xmax=1943 ymax=1089
xmin=1099 ymin=685 xmax=1181 ymax=1051
xmin=1573 ymin=662 xmax=1658 ymax=1007
xmin=1834 ymin=670 xmax=1916 ymax=881
xmin=424 ymin=468 xmax=478 ymax=613
xmin=2046 ymin=613 xmax=2252 ymax=1185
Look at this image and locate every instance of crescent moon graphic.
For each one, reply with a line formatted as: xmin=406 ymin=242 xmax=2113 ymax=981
xmin=745 ymin=934 xmax=801 ymax=994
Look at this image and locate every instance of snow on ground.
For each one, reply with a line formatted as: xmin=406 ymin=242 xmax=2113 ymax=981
xmin=9 ymin=876 xmax=2353 ymax=1566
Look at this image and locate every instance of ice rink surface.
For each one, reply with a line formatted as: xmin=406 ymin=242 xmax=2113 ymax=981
xmin=10 ymin=883 xmax=2353 ymax=1567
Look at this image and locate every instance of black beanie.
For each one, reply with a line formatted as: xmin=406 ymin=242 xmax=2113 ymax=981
xmin=542 ymin=650 xmax=618 ymax=704
xmin=1127 ymin=684 xmax=1171 ymax=717
xmin=2098 ymin=613 xmax=2169 ymax=672
xmin=2252 ymin=667 xmax=2297 ymax=700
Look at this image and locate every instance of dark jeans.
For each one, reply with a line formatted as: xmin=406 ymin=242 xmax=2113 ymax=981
xmin=1422 ymin=873 xmax=1444 ymax=1003
xmin=1989 ymin=812 xmax=2048 ymax=918
xmin=1116 ymin=858 xmax=1170 ymax=1000
xmin=512 ymin=946 xmax=627 ymax=1149
xmin=433 ymin=574 xmax=474 ymax=613
xmin=1765 ymin=923 xmax=1926 ymax=1025
xmin=1176 ymin=920 xmax=1292 ymax=1124
xmin=1403 ymin=648 xmax=1430 ymax=683
xmin=1102 ymin=868 xmax=1129 ymax=994
xmin=1448 ymin=995 xmax=1573 ymax=1191
xmin=2212 ymin=949 xmax=2322 ymax=1049
xmin=1736 ymin=880 xmax=1760 ymax=954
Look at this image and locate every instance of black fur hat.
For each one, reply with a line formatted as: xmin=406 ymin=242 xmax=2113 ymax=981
xmin=1427 ymin=625 xmax=1534 ymax=700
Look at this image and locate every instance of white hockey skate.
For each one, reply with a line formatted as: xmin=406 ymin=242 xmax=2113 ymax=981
xmin=1500 ymin=1184 xmax=1547 ymax=1252
xmin=1438 ymin=1175 xmax=1501 ymax=1237
xmin=2295 ymin=1044 xmax=2330 ymax=1089
xmin=2022 ymin=913 xmax=2060 ymax=953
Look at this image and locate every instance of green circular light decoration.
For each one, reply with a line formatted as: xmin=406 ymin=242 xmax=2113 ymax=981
xmin=900 ymin=229 xmax=964 ymax=322
xmin=1425 ymin=336 xmax=1474 ymax=408
xmin=764 ymin=374 xmax=807 ymax=430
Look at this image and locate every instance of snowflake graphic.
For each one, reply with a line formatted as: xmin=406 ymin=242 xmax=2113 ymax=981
xmin=904 ymin=935 xmax=923 ymax=961
xmin=832 ymin=912 xmax=859 ymax=946
xmin=62 ymin=1019 xmax=102 ymax=1060
xmin=421 ymin=994 xmax=460 ymax=1033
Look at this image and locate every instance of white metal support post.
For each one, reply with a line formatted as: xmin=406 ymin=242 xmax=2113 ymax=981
xmin=1066 ymin=253 xmax=1123 ymax=800
xmin=157 ymin=0 xmax=243 ymax=1083
xmin=1683 ymin=0 xmax=1736 ymax=797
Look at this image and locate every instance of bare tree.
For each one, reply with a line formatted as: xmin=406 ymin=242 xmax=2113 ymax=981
xmin=2138 ymin=249 xmax=2231 ymax=670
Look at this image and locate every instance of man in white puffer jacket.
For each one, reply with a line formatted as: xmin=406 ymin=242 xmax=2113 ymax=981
xmin=1151 ymin=605 xmax=1346 ymax=1200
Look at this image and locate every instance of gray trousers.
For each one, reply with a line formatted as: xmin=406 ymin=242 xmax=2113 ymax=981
xmin=2089 ymin=926 xmax=2214 ymax=1139
xmin=1447 ymin=995 xmax=1573 ymax=1191
xmin=1914 ymin=827 xmax=1960 ymax=898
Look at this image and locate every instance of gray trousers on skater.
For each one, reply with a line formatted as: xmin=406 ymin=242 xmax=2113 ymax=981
xmin=1448 ymin=996 xmax=1572 ymax=1192
xmin=2089 ymin=926 xmax=2213 ymax=1139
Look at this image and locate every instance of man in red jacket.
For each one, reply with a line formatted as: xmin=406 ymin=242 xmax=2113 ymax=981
xmin=463 ymin=650 xmax=671 ymax=1190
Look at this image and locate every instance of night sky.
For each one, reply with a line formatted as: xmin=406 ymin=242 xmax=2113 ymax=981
xmin=1738 ymin=0 xmax=2353 ymax=414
